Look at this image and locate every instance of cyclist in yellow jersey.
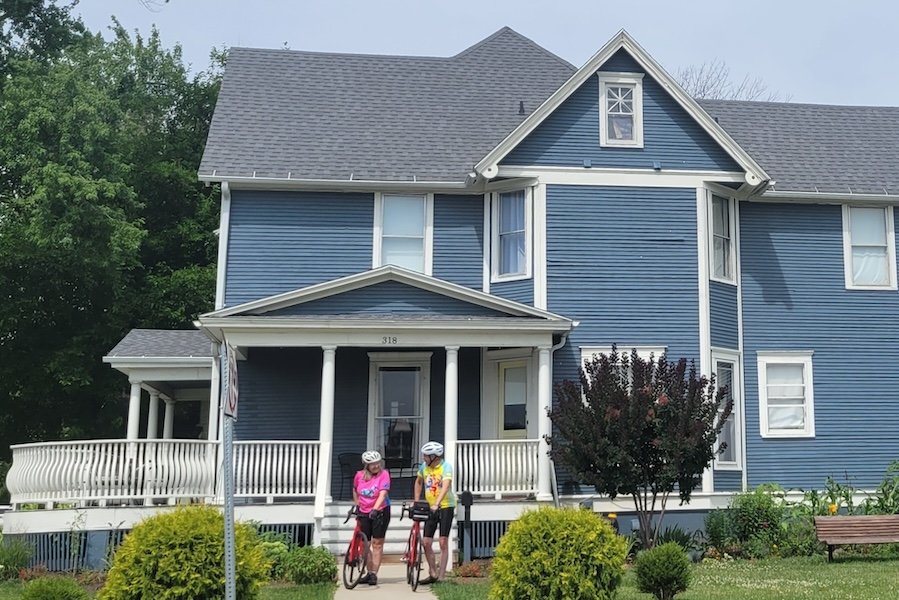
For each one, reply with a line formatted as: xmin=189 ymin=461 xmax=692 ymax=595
xmin=414 ymin=441 xmax=455 ymax=584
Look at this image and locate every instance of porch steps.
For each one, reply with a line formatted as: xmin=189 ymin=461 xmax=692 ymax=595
xmin=320 ymin=502 xmax=457 ymax=557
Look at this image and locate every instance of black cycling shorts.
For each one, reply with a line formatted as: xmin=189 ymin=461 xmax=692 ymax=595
xmin=423 ymin=507 xmax=455 ymax=539
xmin=359 ymin=509 xmax=391 ymax=539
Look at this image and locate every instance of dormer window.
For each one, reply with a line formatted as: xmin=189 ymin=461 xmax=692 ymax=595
xmin=598 ymin=72 xmax=644 ymax=148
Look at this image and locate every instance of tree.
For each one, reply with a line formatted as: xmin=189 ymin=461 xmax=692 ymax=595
xmin=0 ymin=0 xmax=84 ymax=81
xmin=548 ymin=347 xmax=731 ymax=549
xmin=675 ymin=58 xmax=790 ymax=102
xmin=0 ymin=20 xmax=221 ymax=460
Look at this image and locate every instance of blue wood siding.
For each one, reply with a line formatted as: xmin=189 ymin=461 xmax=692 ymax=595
xmin=714 ymin=470 xmax=743 ymax=492
xmin=434 ymin=195 xmax=484 ymax=290
xmin=225 ymin=190 xmax=373 ymax=306
xmin=710 ymin=281 xmax=739 ymax=349
xmin=548 ymin=185 xmax=701 ymax=387
xmin=741 ymin=202 xmax=899 ymax=489
xmin=234 ymin=346 xmax=480 ymax=499
xmin=502 ymin=49 xmax=740 ymax=172
xmin=267 ymin=281 xmax=510 ymax=317
xmin=491 ymin=279 xmax=534 ymax=306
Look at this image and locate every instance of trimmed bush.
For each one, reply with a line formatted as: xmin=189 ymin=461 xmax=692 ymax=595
xmin=22 ymin=576 xmax=90 ymax=600
xmin=0 ymin=536 xmax=33 ymax=580
xmin=489 ymin=506 xmax=627 ymax=600
xmin=98 ymin=505 xmax=270 ymax=600
xmin=282 ymin=546 xmax=336 ymax=585
xmin=634 ymin=542 xmax=691 ymax=600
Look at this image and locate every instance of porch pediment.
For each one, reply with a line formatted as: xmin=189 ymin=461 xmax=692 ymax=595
xmin=203 ymin=265 xmax=569 ymax=322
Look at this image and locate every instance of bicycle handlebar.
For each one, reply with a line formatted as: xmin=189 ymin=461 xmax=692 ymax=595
xmin=343 ymin=506 xmax=359 ymax=524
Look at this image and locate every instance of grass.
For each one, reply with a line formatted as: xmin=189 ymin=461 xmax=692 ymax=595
xmin=0 ymin=580 xmax=336 ymax=600
xmin=433 ymin=556 xmax=899 ymax=600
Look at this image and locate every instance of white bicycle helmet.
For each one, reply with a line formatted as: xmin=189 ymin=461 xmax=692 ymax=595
xmin=361 ymin=450 xmax=382 ymax=464
xmin=421 ymin=441 xmax=444 ymax=456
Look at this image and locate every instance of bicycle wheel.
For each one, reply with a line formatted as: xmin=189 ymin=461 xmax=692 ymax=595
xmin=342 ymin=530 xmax=370 ymax=589
xmin=404 ymin=533 xmax=413 ymax=584
xmin=410 ymin=529 xmax=423 ymax=591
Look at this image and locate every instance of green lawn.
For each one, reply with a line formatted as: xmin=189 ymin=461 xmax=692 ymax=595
xmin=434 ymin=556 xmax=899 ymax=600
xmin=0 ymin=581 xmax=336 ymax=600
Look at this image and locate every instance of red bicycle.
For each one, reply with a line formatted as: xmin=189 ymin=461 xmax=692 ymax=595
xmin=342 ymin=507 xmax=369 ymax=589
xmin=400 ymin=501 xmax=431 ymax=590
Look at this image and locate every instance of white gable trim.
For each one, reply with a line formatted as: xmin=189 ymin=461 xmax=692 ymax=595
xmin=474 ymin=30 xmax=769 ymax=187
xmin=201 ymin=265 xmax=571 ymax=321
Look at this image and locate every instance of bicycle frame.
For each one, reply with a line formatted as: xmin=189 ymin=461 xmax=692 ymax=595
xmin=400 ymin=502 xmax=427 ymax=590
xmin=342 ymin=507 xmax=369 ymax=589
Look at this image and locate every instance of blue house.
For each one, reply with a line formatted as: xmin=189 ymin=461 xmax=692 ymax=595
xmin=6 ymin=27 xmax=899 ymax=560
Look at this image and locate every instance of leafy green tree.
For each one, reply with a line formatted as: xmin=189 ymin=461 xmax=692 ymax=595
xmin=0 ymin=20 xmax=221 ymax=459
xmin=0 ymin=0 xmax=84 ymax=80
xmin=549 ymin=347 xmax=731 ymax=549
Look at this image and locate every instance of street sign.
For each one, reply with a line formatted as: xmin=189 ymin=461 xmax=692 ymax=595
xmin=224 ymin=344 xmax=238 ymax=419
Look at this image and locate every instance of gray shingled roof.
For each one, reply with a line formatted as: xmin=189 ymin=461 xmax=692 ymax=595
xmin=107 ymin=329 xmax=213 ymax=358
xmin=199 ymin=27 xmax=576 ymax=183
xmin=699 ymin=99 xmax=899 ymax=195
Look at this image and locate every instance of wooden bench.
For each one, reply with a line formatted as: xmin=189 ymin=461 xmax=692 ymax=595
xmin=814 ymin=515 xmax=899 ymax=561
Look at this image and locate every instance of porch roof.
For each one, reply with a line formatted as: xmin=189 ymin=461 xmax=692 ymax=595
xmin=197 ymin=266 xmax=574 ymax=348
xmin=103 ymin=329 xmax=214 ymax=383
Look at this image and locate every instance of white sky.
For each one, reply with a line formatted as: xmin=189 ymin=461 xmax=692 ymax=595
xmin=74 ymin=0 xmax=897 ymax=106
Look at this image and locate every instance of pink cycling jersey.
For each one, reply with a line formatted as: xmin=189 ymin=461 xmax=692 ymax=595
xmin=353 ymin=469 xmax=391 ymax=514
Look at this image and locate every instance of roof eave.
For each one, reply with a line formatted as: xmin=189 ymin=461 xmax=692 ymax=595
xmin=474 ymin=30 xmax=770 ymax=187
xmin=198 ymin=174 xmax=476 ymax=193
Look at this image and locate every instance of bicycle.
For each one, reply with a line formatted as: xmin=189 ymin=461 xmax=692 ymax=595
xmin=400 ymin=501 xmax=431 ymax=590
xmin=341 ymin=507 xmax=369 ymax=589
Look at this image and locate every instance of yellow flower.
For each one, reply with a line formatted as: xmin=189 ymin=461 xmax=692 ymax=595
xmin=829 ymin=503 xmax=838 ymax=514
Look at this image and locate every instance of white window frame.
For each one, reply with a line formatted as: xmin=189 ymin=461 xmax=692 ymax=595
xmin=490 ymin=188 xmax=532 ymax=283
xmin=757 ymin=351 xmax=815 ymax=439
xmin=709 ymin=195 xmax=736 ymax=285
xmin=366 ymin=352 xmax=432 ymax=461
xmin=598 ymin=72 xmax=644 ymax=148
xmin=841 ymin=204 xmax=896 ymax=290
xmin=712 ymin=349 xmax=742 ymax=470
xmin=373 ymin=193 xmax=434 ymax=275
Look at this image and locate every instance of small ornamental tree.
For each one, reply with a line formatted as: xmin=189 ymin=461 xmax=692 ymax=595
xmin=549 ymin=347 xmax=731 ymax=549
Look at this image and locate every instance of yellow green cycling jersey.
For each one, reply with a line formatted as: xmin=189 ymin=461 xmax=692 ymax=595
xmin=418 ymin=460 xmax=456 ymax=508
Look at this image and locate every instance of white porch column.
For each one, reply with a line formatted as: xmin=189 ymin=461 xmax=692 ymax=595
xmin=126 ymin=381 xmax=142 ymax=441
xmin=318 ymin=346 xmax=337 ymax=503
xmin=163 ymin=399 xmax=176 ymax=439
xmin=444 ymin=346 xmax=459 ymax=468
xmin=537 ymin=347 xmax=553 ymax=502
xmin=146 ymin=391 xmax=160 ymax=439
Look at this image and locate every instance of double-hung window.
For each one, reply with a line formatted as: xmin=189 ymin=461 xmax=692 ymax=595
xmin=710 ymin=195 xmax=735 ymax=283
xmin=712 ymin=351 xmax=741 ymax=469
xmin=491 ymin=189 xmax=531 ymax=281
xmin=375 ymin=194 xmax=432 ymax=274
xmin=757 ymin=351 xmax=815 ymax=438
xmin=842 ymin=205 xmax=896 ymax=289
xmin=598 ymin=72 xmax=644 ymax=147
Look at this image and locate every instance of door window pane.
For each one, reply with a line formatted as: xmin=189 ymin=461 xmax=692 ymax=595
xmin=377 ymin=367 xmax=421 ymax=467
xmin=502 ymin=366 xmax=527 ymax=431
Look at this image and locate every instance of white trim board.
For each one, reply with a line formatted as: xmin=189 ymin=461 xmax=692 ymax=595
xmin=214 ymin=182 xmax=232 ymax=310
xmin=495 ymin=166 xmax=746 ymax=188
xmin=474 ymin=30 xmax=769 ymax=187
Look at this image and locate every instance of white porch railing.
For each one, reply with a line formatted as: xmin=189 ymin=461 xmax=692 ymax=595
xmin=230 ymin=441 xmax=321 ymax=500
xmin=6 ymin=440 xmax=219 ymax=507
xmin=456 ymin=439 xmax=540 ymax=498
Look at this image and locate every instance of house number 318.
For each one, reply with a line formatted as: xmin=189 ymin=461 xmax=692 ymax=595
xmin=382 ymin=336 xmax=398 ymax=344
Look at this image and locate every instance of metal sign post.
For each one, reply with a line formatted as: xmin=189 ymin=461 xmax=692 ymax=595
xmin=221 ymin=343 xmax=238 ymax=600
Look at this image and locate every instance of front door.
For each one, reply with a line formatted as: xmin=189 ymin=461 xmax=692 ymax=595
xmin=498 ymin=361 xmax=528 ymax=439
xmin=367 ymin=353 xmax=431 ymax=475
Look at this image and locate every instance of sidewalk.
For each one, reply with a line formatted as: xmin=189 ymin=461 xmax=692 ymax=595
xmin=333 ymin=563 xmax=438 ymax=599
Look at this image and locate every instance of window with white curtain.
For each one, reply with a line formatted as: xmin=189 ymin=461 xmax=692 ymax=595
xmin=375 ymin=194 xmax=432 ymax=274
xmin=712 ymin=353 xmax=741 ymax=469
xmin=711 ymin=195 xmax=735 ymax=282
xmin=598 ymin=72 xmax=644 ymax=147
xmin=757 ymin=351 xmax=815 ymax=438
xmin=842 ymin=205 xmax=896 ymax=289
xmin=491 ymin=189 xmax=531 ymax=281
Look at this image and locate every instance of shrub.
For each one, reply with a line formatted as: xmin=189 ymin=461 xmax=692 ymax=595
xmin=256 ymin=532 xmax=291 ymax=580
xmin=0 ymin=536 xmax=33 ymax=580
xmin=729 ymin=485 xmax=784 ymax=543
xmin=702 ymin=509 xmax=733 ymax=551
xmin=634 ymin=542 xmax=691 ymax=600
xmin=774 ymin=517 xmax=820 ymax=557
xmin=22 ymin=576 xmax=90 ymax=600
xmin=98 ymin=505 xmax=270 ymax=600
xmin=489 ymin=506 xmax=626 ymax=600
xmin=282 ymin=546 xmax=336 ymax=585
xmin=656 ymin=525 xmax=698 ymax=552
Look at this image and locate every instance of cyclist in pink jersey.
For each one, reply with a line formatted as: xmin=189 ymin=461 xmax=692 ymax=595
xmin=353 ymin=450 xmax=391 ymax=585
